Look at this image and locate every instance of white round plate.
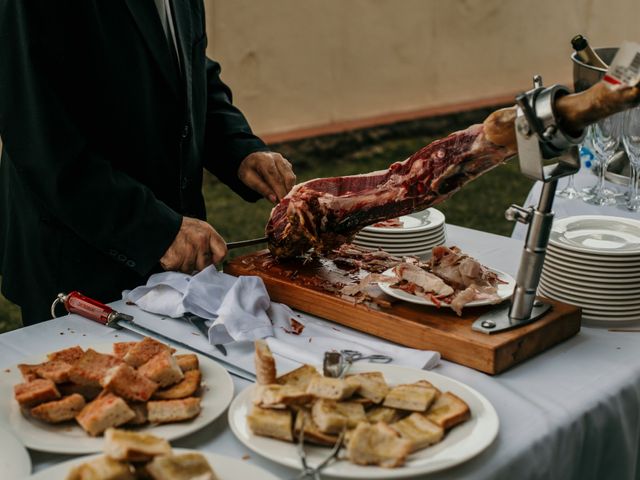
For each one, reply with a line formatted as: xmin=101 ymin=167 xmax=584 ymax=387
xmin=538 ymin=285 xmax=640 ymax=313
xmin=550 ymin=216 xmax=640 ymax=256
xmin=0 ymin=424 xmax=31 ymax=478
xmin=354 ymin=233 xmax=446 ymax=247
xmin=538 ymin=277 xmax=640 ymax=305
xmin=27 ymin=448 xmax=279 ymax=480
xmin=362 ymin=209 xmax=445 ymax=235
xmin=0 ymin=343 xmax=234 ymax=454
xmin=378 ymin=268 xmax=515 ymax=309
xmin=542 ymin=256 xmax=640 ymax=279
xmin=229 ymin=364 xmax=498 ymax=479
xmin=547 ymin=244 xmax=640 ymax=264
xmin=356 ymin=227 xmax=446 ymax=242
xmin=541 ymin=269 xmax=640 ymax=291
xmin=353 ymin=236 xmax=446 ymax=251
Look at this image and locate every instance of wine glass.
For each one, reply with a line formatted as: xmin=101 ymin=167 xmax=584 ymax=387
xmin=622 ymin=106 xmax=640 ymax=211
xmin=579 ymin=126 xmax=600 ymax=198
xmin=584 ymin=113 xmax=623 ymax=206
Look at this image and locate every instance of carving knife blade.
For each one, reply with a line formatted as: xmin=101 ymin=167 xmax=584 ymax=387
xmin=226 ymin=236 xmax=268 ymax=250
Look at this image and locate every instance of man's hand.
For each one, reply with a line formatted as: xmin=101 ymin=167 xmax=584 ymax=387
xmin=238 ymin=151 xmax=296 ymax=203
xmin=160 ymin=217 xmax=227 ymax=273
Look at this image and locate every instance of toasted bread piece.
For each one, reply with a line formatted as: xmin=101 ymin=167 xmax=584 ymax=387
xmin=366 ymin=406 xmax=404 ymax=424
xmin=47 ymin=345 xmax=84 ymax=364
xmin=17 ymin=363 xmax=40 ymax=382
xmin=138 ymin=351 xmax=184 ymax=388
xmin=146 ymin=397 xmax=201 ymax=424
xmin=66 ymin=455 xmax=134 ymax=480
xmin=347 ymin=422 xmax=412 ymax=468
xmin=253 ymin=384 xmax=313 ymax=409
xmin=68 ymin=349 xmax=123 ymax=387
xmin=153 ymin=369 xmax=201 ymax=400
xmin=276 ymin=364 xmax=319 ymax=390
xmin=104 ymin=428 xmax=172 ymax=462
xmin=146 ymin=452 xmax=218 ymax=480
xmin=14 ymin=378 xmax=60 ymax=408
xmin=247 ymin=405 xmax=293 ymax=442
xmin=294 ymin=409 xmax=339 ymax=446
xmin=175 ymin=354 xmax=199 ymax=372
xmin=254 ymin=340 xmax=276 ymax=385
xmin=306 ymin=376 xmax=358 ymax=401
xmin=125 ymin=402 xmax=148 ymax=426
xmin=59 ymin=382 xmax=103 ymax=401
xmin=76 ymin=392 xmax=136 ymax=436
xmin=34 ymin=360 xmax=73 ymax=384
xmin=311 ymin=399 xmax=366 ymax=433
xmin=383 ymin=380 xmax=439 ymax=412
xmin=123 ymin=337 xmax=173 ymax=368
xmin=113 ymin=342 xmax=138 ymax=358
xmin=390 ymin=413 xmax=444 ymax=451
xmin=346 ymin=372 xmax=389 ymax=404
xmin=425 ymin=391 xmax=470 ymax=430
xmin=30 ymin=393 xmax=85 ymax=423
xmin=101 ymin=363 xmax=158 ymax=402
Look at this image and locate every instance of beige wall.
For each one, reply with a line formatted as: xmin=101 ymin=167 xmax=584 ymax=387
xmin=205 ymin=0 xmax=640 ymax=139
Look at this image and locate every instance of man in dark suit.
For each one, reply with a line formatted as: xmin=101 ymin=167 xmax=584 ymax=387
xmin=0 ymin=0 xmax=296 ymax=326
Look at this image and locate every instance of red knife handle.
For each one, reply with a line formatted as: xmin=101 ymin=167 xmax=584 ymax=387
xmin=61 ymin=291 xmax=114 ymax=325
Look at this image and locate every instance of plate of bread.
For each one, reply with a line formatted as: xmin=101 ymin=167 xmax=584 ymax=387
xmin=28 ymin=428 xmax=280 ymax=480
xmin=228 ymin=341 xmax=498 ymax=478
xmin=0 ymin=337 xmax=234 ymax=454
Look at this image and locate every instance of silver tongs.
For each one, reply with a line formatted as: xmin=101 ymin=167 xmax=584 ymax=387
xmin=226 ymin=236 xmax=268 ymax=250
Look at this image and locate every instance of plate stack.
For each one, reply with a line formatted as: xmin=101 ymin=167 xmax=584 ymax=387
xmin=539 ymin=215 xmax=640 ymax=325
xmin=353 ymin=208 xmax=446 ymax=257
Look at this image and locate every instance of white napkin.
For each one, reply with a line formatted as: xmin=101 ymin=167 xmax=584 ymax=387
xmin=124 ymin=267 xmax=440 ymax=370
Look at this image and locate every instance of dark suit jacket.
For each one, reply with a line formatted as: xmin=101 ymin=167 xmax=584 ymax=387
xmin=0 ymin=0 xmax=267 ymax=324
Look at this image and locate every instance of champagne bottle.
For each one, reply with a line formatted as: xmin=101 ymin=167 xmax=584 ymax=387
xmin=571 ymin=34 xmax=608 ymax=69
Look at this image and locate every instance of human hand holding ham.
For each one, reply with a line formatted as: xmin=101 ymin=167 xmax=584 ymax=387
xmin=160 ymin=217 xmax=227 ymax=273
xmin=238 ymin=151 xmax=296 ymax=203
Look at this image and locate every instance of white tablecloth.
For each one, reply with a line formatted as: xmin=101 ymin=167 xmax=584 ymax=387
xmin=1 ymin=225 xmax=639 ymax=480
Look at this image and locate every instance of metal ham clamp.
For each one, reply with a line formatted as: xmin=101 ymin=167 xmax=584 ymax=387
xmin=472 ymin=75 xmax=585 ymax=334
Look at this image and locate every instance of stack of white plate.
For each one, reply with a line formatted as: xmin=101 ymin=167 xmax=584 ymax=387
xmin=353 ymin=208 xmax=446 ymax=257
xmin=539 ymin=215 xmax=640 ymax=325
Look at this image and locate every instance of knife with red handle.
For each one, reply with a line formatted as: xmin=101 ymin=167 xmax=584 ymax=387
xmin=51 ymin=291 xmax=130 ymax=328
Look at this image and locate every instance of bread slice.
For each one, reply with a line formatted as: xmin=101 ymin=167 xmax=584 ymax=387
xmin=138 ymin=351 xmax=184 ymax=388
xmin=390 ymin=413 xmax=444 ymax=451
xmin=425 ymin=391 xmax=470 ymax=430
xmin=58 ymin=382 xmax=103 ymax=401
xmin=311 ymin=399 xmax=366 ymax=433
xmin=101 ymin=363 xmax=158 ymax=402
xmin=76 ymin=392 xmax=136 ymax=436
xmin=306 ymin=376 xmax=358 ymax=401
xmin=68 ymin=349 xmax=123 ymax=387
xmin=383 ymin=380 xmax=439 ymax=412
xmin=253 ymin=384 xmax=313 ymax=409
xmin=14 ymin=378 xmax=60 ymax=408
xmin=366 ymin=406 xmax=403 ymax=424
xmin=254 ymin=340 xmax=277 ymax=385
xmin=30 ymin=393 xmax=85 ymax=423
xmin=47 ymin=345 xmax=84 ymax=363
xmin=294 ymin=409 xmax=339 ymax=446
xmin=66 ymin=455 xmax=134 ymax=480
xmin=146 ymin=397 xmax=201 ymax=424
xmin=346 ymin=422 xmax=412 ymax=468
xmin=146 ymin=452 xmax=218 ymax=480
xmin=34 ymin=360 xmax=73 ymax=384
xmin=104 ymin=428 xmax=172 ymax=462
xmin=346 ymin=372 xmax=389 ymax=404
xmin=247 ymin=405 xmax=293 ymax=442
xmin=153 ymin=369 xmax=201 ymax=400
xmin=125 ymin=402 xmax=148 ymax=426
xmin=174 ymin=354 xmax=199 ymax=373
xmin=276 ymin=364 xmax=319 ymax=390
xmin=123 ymin=337 xmax=173 ymax=368
xmin=113 ymin=341 xmax=138 ymax=358
xmin=17 ymin=363 xmax=41 ymax=382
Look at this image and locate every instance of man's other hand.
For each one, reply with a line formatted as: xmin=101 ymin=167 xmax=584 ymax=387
xmin=160 ymin=217 xmax=227 ymax=273
xmin=238 ymin=151 xmax=296 ymax=203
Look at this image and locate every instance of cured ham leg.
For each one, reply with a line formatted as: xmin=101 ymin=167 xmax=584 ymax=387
xmin=267 ymin=81 xmax=640 ymax=258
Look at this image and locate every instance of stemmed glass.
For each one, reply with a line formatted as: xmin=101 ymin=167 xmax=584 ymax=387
xmin=579 ymin=126 xmax=600 ymax=198
xmin=584 ymin=113 xmax=623 ymax=206
xmin=622 ymin=106 xmax=640 ymax=211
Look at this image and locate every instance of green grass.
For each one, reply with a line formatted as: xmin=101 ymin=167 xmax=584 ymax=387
xmin=0 ymin=109 xmax=533 ymax=333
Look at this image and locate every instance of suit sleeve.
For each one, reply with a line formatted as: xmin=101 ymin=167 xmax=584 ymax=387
xmin=0 ymin=2 xmax=182 ymax=277
xmin=202 ymin=57 xmax=269 ymax=202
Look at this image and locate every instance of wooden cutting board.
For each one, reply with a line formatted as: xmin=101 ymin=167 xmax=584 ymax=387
xmin=224 ymin=250 xmax=581 ymax=375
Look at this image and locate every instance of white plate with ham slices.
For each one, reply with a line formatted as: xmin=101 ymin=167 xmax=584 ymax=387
xmin=0 ymin=343 xmax=234 ymax=454
xmin=228 ymin=363 xmax=499 ymax=478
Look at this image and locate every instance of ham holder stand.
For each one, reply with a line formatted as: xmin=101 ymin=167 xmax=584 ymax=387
xmin=472 ymin=76 xmax=585 ymax=334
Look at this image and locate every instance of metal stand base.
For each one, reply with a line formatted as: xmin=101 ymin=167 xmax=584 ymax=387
xmin=472 ymin=301 xmax=552 ymax=334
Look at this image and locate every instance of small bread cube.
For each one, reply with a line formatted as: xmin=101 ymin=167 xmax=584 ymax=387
xmin=347 ymin=372 xmax=389 ymax=404
xmin=68 ymin=349 xmax=123 ymax=387
xmin=47 ymin=345 xmax=84 ymax=363
xmin=306 ymin=377 xmax=358 ymax=401
xmin=253 ymin=384 xmax=313 ymax=409
xmin=76 ymin=392 xmax=136 ymax=436
xmin=101 ymin=363 xmax=158 ymax=402
xmin=138 ymin=351 xmax=184 ymax=388
xmin=276 ymin=364 xmax=319 ymax=390
xmin=66 ymin=455 xmax=135 ymax=480
xmin=34 ymin=360 xmax=73 ymax=384
xmin=153 ymin=370 xmax=201 ymax=400
xmin=123 ymin=337 xmax=173 ymax=368
xmin=14 ymin=378 xmax=60 ymax=408
xmin=383 ymin=380 xmax=439 ymax=412
xmin=17 ymin=364 xmax=40 ymax=382
xmin=104 ymin=428 xmax=172 ymax=462
xmin=146 ymin=453 xmax=218 ymax=480
xmin=311 ymin=399 xmax=366 ymax=434
xmin=247 ymin=405 xmax=293 ymax=442
xmin=146 ymin=397 xmax=201 ymax=424
xmin=30 ymin=393 xmax=85 ymax=423
xmin=366 ymin=406 xmax=403 ymax=424
xmin=294 ymin=409 xmax=339 ymax=446
xmin=125 ymin=402 xmax=148 ymax=426
xmin=174 ymin=354 xmax=199 ymax=373
xmin=390 ymin=413 xmax=444 ymax=451
xmin=425 ymin=392 xmax=471 ymax=430
xmin=113 ymin=341 xmax=138 ymax=358
xmin=254 ymin=340 xmax=277 ymax=385
xmin=347 ymin=422 xmax=412 ymax=468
